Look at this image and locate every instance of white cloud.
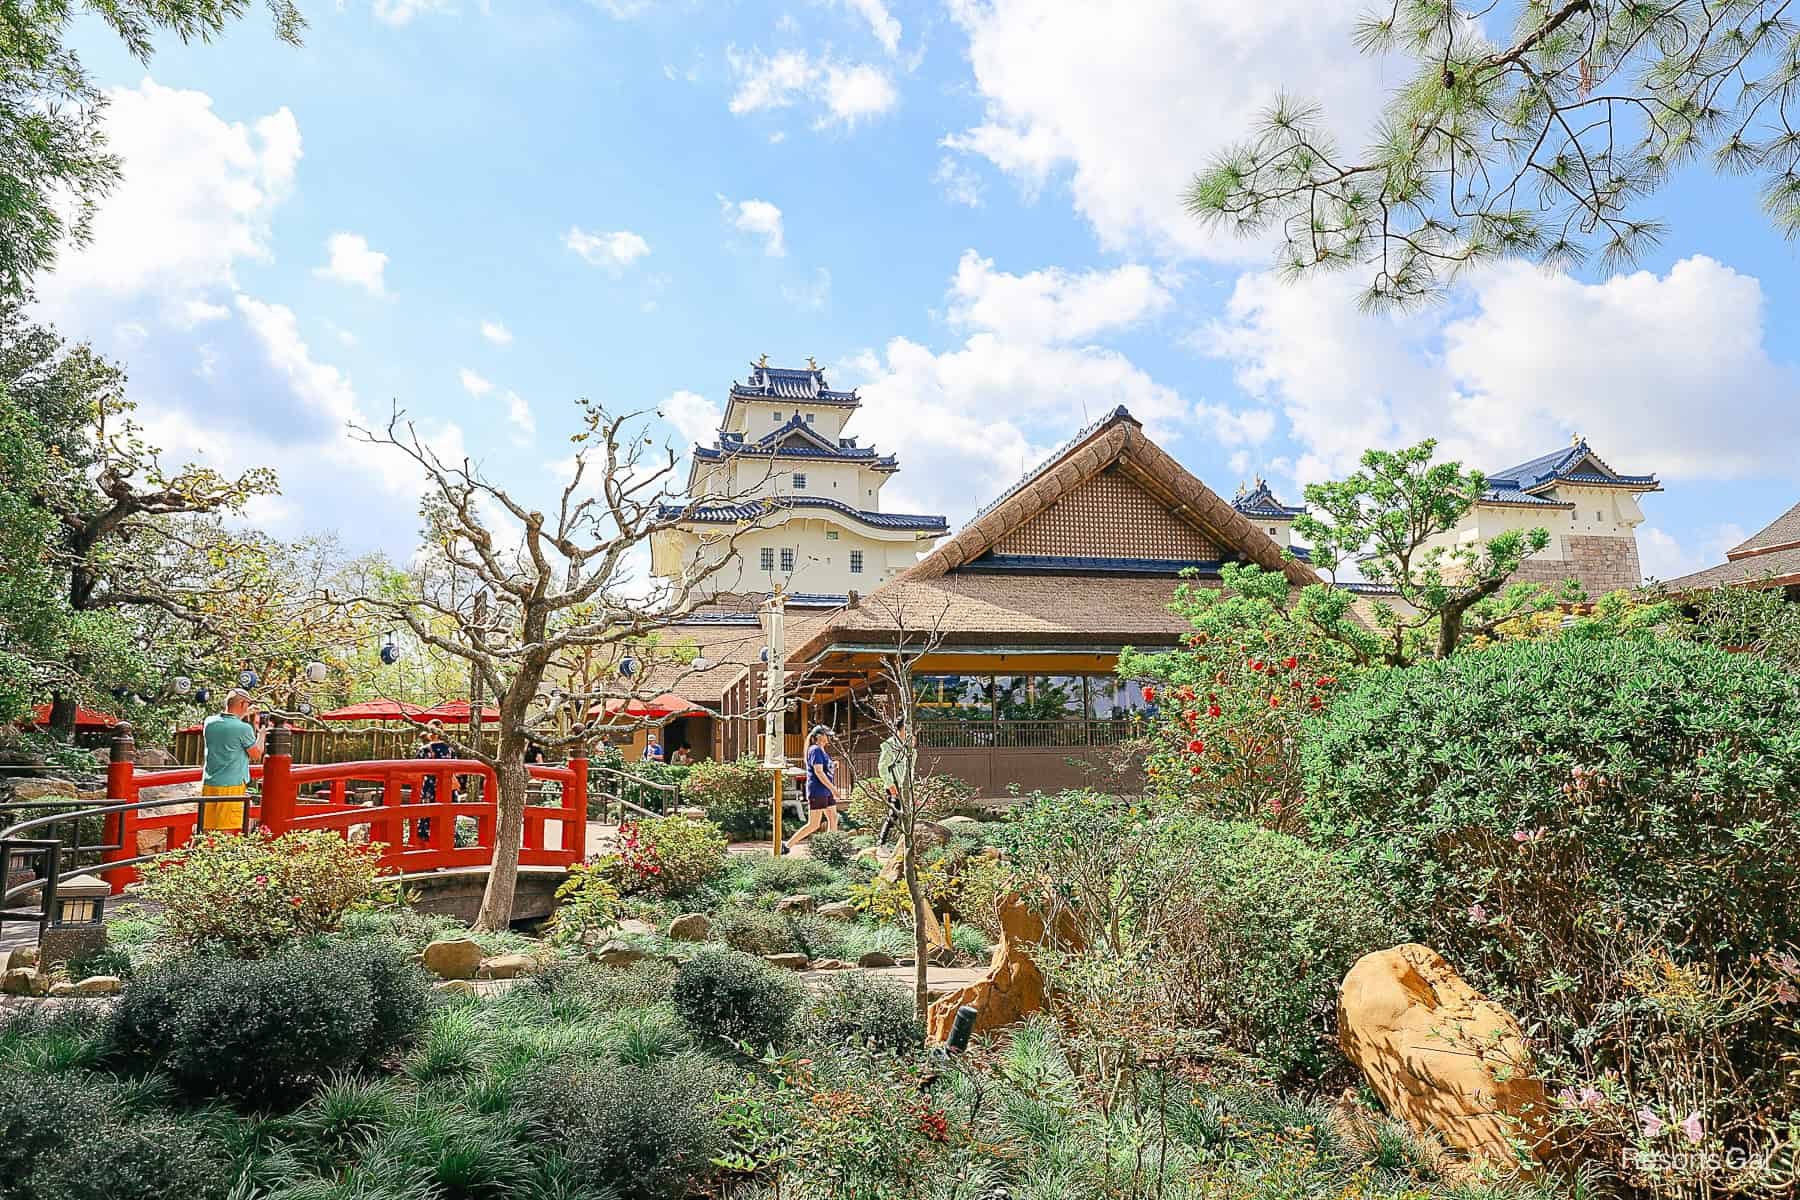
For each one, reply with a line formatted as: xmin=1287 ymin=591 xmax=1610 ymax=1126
xmin=315 ymin=232 xmax=388 ymax=295
xmin=565 ymin=226 xmax=651 ymax=273
xmin=947 ymin=251 xmax=1173 ymax=344
xmin=661 ymin=389 xmax=722 ymax=447
xmin=480 ymin=319 xmax=513 ymax=345
xmin=34 ymin=78 xmax=300 ymax=323
xmin=371 ymin=0 xmax=453 ymax=25
xmin=781 ymin=267 xmax=832 ymax=311
xmin=843 ymin=0 xmax=901 ymax=54
xmin=942 ymin=0 xmax=1387 ymax=256
xmin=720 ymin=197 xmax=786 ymax=256
xmin=459 ymin=368 xmax=493 ymax=397
xmin=504 ymin=390 xmax=535 ymax=438
xmin=1195 ymin=402 xmax=1276 ymax=447
xmin=726 ymin=46 xmax=897 ymax=129
xmin=177 ymin=299 xmax=230 ymax=327
xmin=933 ymin=156 xmax=984 ymax=208
xmin=1206 ymin=256 xmax=1800 ymax=486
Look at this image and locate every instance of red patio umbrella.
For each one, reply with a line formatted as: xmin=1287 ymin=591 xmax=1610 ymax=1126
xmin=418 ymin=700 xmax=500 ymax=724
xmin=588 ymin=692 xmax=704 ymax=721
xmin=27 ymin=704 xmax=117 ymax=729
xmin=316 ymin=698 xmax=429 ymax=722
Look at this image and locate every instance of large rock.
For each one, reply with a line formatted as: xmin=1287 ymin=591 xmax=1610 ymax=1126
xmin=1338 ymin=944 xmax=1552 ymax=1168
xmin=73 ymin=975 xmax=122 ymax=995
xmin=11 ymin=779 xmax=77 ymax=802
xmin=667 ymin=913 xmax=712 ymax=942
xmin=817 ymin=901 xmax=857 ymax=922
xmin=925 ymin=894 xmax=1079 ymax=1044
xmin=5 ymin=946 xmax=39 ymax=972
xmin=434 ymin=979 xmax=478 ymax=998
xmin=592 ymin=940 xmax=648 ymax=968
xmin=478 ymin=954 xmax=535 ymax=980
xmin=857 ymin=950 xmax=897 ymax=968
xmin=775 ymin=894 xmax=816 ymax=915
xmin=422 ymin=937 xmax=485 ymax=980
xmin=2 ymin=968 xmax=48 ymax=997
xmin=135 ymin=747 xmax=177 ymax=767
xmin=764 ymin=953 xmax=810 ymax=971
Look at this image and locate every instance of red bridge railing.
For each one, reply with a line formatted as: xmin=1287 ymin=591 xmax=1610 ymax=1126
xmin=96 ymin=724 xmax=587 ymax=893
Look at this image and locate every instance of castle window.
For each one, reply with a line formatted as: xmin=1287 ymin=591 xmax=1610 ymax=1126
xmin=804 ymin=413 xmax=815 ymax=423
xmin=793 ymin=473 xmax=807 ymax=490
xmin=826 ymin=531 xmax=838 ymax=540
xmin=780 ymin=548 xmax=795 ymax=572
xmin=1596 ymin=511 xmax=1603 ymax=522
xmin=773 ymin=411 xmax=783 ymax=421
xmin=850 ymin=551 xmax=864 ymax=574
xmin=760 ymin=547 xmax=775 ymax=572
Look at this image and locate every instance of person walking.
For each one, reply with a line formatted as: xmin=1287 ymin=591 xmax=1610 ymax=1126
xmin=200 ymin=689 xmax=265 ymax=833
xmin=782 ymin=725 xmax=842 ymax=854
xmin=876 ymin=724 xmax=916 ymax=846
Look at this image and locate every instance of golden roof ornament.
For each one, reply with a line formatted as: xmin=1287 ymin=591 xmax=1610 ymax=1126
xmin=806 ymin=356 xmax=818 ymax=371
xmin=1571 ymin=432 xmax=1582 ymax=446
xmin=758 ymin=353 xmax=769 ymax=367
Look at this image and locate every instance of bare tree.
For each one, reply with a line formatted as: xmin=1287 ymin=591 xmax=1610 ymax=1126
xmin=839 ymin=590 xmax=950 ymax=1018
xmin=343 ymin=399 xmax=763 ymax=929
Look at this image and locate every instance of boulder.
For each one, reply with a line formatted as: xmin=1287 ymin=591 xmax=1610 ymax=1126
xmin=811 ymin=958 xmax=853 ymax=971
xmin=1338 ymin=944 xmax=1551 ymax=1168
xmin=817 ymin=901 xmax=857 ymax=922
xmin=135 ymin=747 xmax=177 ymax=768
xmin=6 ymin=946 xmax=39 ymax=972
xmin=764 ymin=953 xmax=810 ymax=971
xmin=940 ymin=815 xmax=980 ymax=826
xmin=676 ymin=806 xmax=709 ymax=821
xmin=477 ymin=954 xmax=535 ymax=981
xmin=2 ymin=968 xmax=48 ymax=997
xmin=593 ymin=941 xmax=649 ymax=968
xmin=616 ymin=918 xmax=659 ymax=938
xmin=911 ymin=821 xmax=952 ymax=852
xmin=422 ymin=937 xmax=486 ymax=980
xmin=856 ymin=951 xmax=897 ymax=968
xmin=73 ymin=975 xmax=122 ymax=995
xmin=11 ymin=778 xmax=77 ymax=802
xmin=925 ymin=894 xmax=1080 ymax=1044
xmin=667 ymin=913 xmax=712 ymax=942
xmin=775 ymin=894 xmax=816 ymax=915
xmin=434 ymin=979 xmax=479 ymax=998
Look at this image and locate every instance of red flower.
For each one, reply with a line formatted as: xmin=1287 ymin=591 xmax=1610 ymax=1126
xmin=1250 ymin=659 xmax=1266 ymax=672
xmin=1308 ymin=694 xmax=1324 ymax=710
xmin=1207 ymin=704 xmax=1222 ymax=718
xmin=1268 ymin=695 xmax=1281 ymax=708
xmin=1142 ymin=686 xmax=1157 ymax=703
xmin=1282 ymin=656 xmax=1298 ymax=670
xmin=1316 ymin=676 xmax=1337 ymax=687
xmin=1189 ymin=765 xmax=1201 ymax=775
xmin=1186 ymin=738 xmax=1206 ymax=754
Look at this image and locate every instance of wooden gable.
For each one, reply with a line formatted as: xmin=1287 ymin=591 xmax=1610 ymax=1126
xmin=994 ymin=465 xmax=1223 ymax=560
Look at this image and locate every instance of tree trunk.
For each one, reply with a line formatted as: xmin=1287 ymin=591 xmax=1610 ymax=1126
xmin=474 ymin=754 xmax=529 ymax=930
xmin=903 ymin=826 xmax=929 ymax=1018
xmin=47 ymin=693 xmax=76 ymax=743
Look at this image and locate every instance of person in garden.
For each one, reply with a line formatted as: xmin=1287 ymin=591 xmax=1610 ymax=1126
xmin=876 ymin=723 xmax=916 ymax=846
xmin=200 ymin=689 xmax=266 ymax=833
xmin=523 ymin=739 xmax=546 ymax=766
xmin=782 ymin=724 xmax=842 ymax=853
xmin=642 ymin=735 xmax=664 ymax=762
xmin=414 ymin=719 xmax=453 ymax=841
xmin=671 ymin=745 xmax=693 ymax=765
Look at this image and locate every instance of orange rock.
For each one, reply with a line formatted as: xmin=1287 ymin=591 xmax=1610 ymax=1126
xmin=1338 ymin=943 xmax=1552 ymax=1169
xmin=925 ymin=893 xmax=1079 ymax=1043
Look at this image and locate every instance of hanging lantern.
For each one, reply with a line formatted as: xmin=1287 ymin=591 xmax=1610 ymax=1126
xmin=618 ymin=656 xmax=638 ymax=678
xmin=380 ymin=633 xmax=401 ymax=665
xmin=759 ymin=647 xmax=770 ymax=664
xmin=110 ymin=686 xmax=128 ymax=700
xmin=298 ymin=701 xmax=314 ymax=716
xmin=306 ymin=660 xmax=328 ymax=683
xmin=691 ymin=655 xmax=710 ymax=671
xmin=194 ymin=687 xmax=211 ymax=705
xmin=238 ymin=669 xmax=259 ymax=690
xmin=173 ymin=675 xmax=193 ymax=696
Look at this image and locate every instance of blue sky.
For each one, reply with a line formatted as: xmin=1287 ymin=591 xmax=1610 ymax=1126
xmin=39 ymin=0 xmax=1800 ymax=583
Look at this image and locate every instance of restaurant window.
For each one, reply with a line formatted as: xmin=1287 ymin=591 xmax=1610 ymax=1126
xmin=994 ymin=675 xmax=1086 ymax=721
xmin=914 ymin=675 xmax=992 ymax=721
xmin=1090 ymin=679 xmax=1156 ymax=719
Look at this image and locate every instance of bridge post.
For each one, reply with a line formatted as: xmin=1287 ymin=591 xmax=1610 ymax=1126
xmin=102 ymin=722 xmax=139 ymax=893
xmin=562 ymin=757 xmax=588 ymax=865
xmin=260 ymin=718 xmax=296 ymax=834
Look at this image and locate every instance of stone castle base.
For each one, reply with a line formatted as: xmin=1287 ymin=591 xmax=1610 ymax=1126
xmin=1510 ymin=534 xmax=1642 ymax=597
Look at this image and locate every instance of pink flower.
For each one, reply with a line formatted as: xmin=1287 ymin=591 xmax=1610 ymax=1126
xmin=1772 ymin=951 xmax=1800 ymax=979
xmin=1639 ymin=1107 xmax=1665 ymax=1138
xmin=1774 ymin=980 xmax=1798 ymax=1005
xmin=1579 ymin=1086 xmax=1604 ymax=1111
xmin=253 ymin=874 xmax=269 ymax=886
xmin=1681 ymin=1112 xmax=1704 ymax=1145
xmin=1468 ymin=903 xmax=1489 ymax=923
xmin=1556 ymin=1088 xmax=1578 ymax=1108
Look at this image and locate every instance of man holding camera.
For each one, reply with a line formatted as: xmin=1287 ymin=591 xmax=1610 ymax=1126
xmin=200 ymin=688 xmax=266 ymax=833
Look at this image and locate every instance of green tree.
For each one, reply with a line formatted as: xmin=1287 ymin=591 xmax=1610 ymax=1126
xmin=1188 ymin=1 xmax=1800 ymax=307
xmin=1293 ymin=439 xmax=1572 ymax=663
xmin=2 ymin=0 xmax=304 ymax=294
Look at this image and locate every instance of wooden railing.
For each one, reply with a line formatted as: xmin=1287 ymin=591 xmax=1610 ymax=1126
xmin=917 ymin=719 xmax=1142 ymax=749
xmin=89 ymin=723 xmax=587 ymax=893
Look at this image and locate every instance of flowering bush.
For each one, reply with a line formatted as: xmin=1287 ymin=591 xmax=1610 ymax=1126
xmin=132 ymin=829 xmax=392 ymax=958
xmin=1120 ymin=563 xmax=1354 ymax=830
xmin=610 ymin=814 xmax=728 ymax=898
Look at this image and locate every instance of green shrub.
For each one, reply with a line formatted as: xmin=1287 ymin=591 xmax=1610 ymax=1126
xmin=546 ymin=859 xmax=622 ymax=946
xmin=1151 ymin=818 xmax=1399 ymax=1078
xmin=746 ymin=854 xmax=837 ymax=896
xmin=517 ymin=1051 xmax=732 ymax=1200
xmin=132 ymin=828 xmax=393 ymax=958
xmin=110 ymin=940 xmax=430 ymax=1101
xmin=671 ymin=946 xmax=802 ymax=1049
xmin=711 ymin=905 xmax=797 ymax=956
xmin=0 ymin=1005 xmax=109 ymax=1073
xmin=799 ymin=971 xmax=924 ymax=1055
xmin=807 ymin=828 xmax=856 ymax=867
xmin=612 ymin=814 xmax=729 ymax=897
xmin=681 ymin=755 xmax=773 ymax=837
xmin=1303 ymin=637 xmax=1800 ymax=1153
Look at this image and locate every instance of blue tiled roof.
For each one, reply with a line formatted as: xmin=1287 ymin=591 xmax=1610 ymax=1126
xmin=657 ymin=496 xmax=948 ymax=533
xmin=1483 ymin=438 xmax=1659 ymax=503
xmin=960 ymin=553 xmax=1240 ymax=576
xmin=671 ymin=592 xmax=850 ymax=624
xmin=697 ymin=416 xmax=898 ymax=468
xmin=729 ymin=362 xmax=860 ymax=406
xmin=1233 ymin=479 xmax=1305 ymax=519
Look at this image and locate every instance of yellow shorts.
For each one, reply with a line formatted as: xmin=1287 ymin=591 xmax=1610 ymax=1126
xmin=199 ymin=783 xmax=248 ymax=832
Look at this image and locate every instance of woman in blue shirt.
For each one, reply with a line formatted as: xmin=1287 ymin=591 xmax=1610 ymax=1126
xmin=781 ymin=725 xmax=842 ymax=854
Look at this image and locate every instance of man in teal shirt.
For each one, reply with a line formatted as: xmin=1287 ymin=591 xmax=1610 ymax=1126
xmin=200 ymin=689 xmax=265 ymax=831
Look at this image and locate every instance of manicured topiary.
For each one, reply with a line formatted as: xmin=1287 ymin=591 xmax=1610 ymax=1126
xmin=671 ymin=946 xmax=801 ymax=1049
xmin=798 ymin=971 xmax=924 ymax=1056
